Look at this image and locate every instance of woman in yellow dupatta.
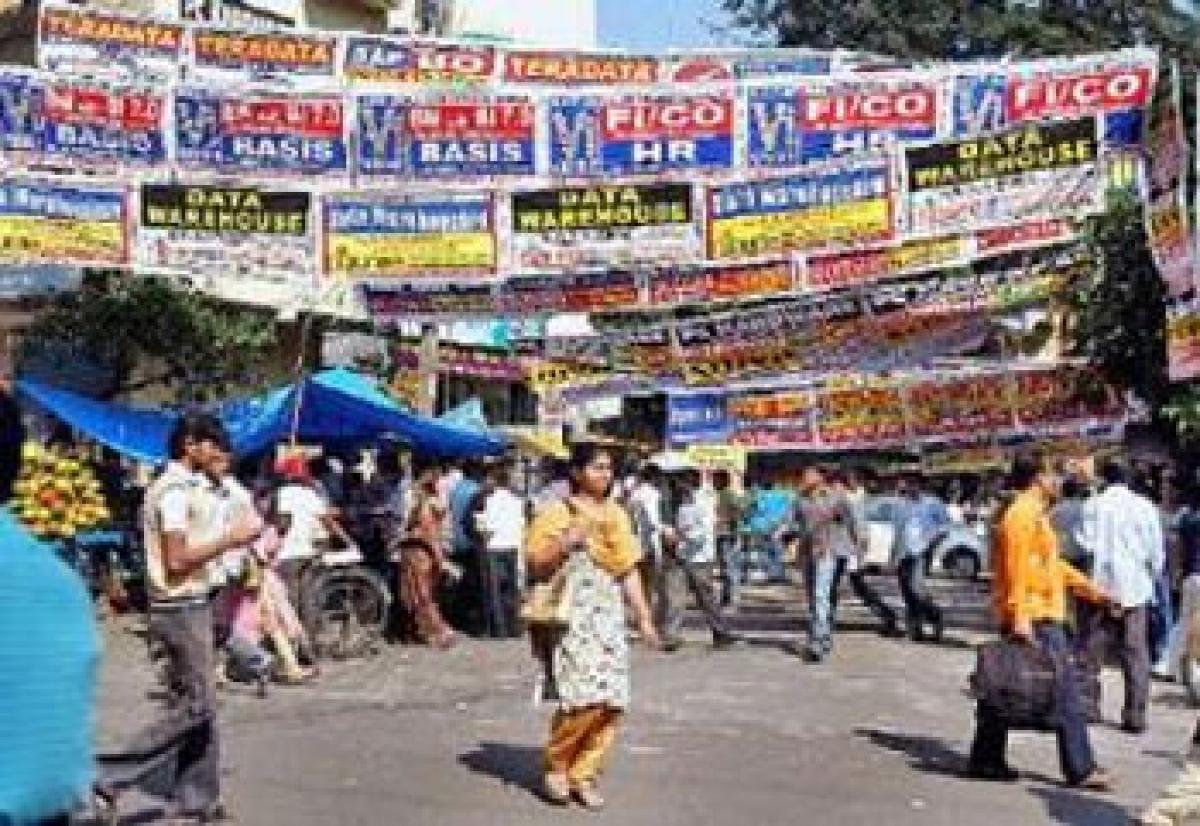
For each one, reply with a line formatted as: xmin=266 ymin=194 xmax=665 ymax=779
xmin=526 ymin=441 xmax=660 ymax=810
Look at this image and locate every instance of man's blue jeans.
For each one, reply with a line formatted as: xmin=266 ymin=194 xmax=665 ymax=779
xmin=748 ymin=532 xmax=787 ymax=582
xmin=805 ymin=553 xmax=838 ymax=655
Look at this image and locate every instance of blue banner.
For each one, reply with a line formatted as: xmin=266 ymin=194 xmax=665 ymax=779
xmin=174 ymin=88 xmax=348 ymax=178
xmin=666 ymin=392 xmax=731 ymax=445
xmin=356 ymin=94 xmax=536 ymax=179
xmin=548 ymin=93 xmax=735 ymax=177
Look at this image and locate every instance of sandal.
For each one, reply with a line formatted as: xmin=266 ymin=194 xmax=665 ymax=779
xmin=571 ymin=782 xmax=606 ymax=811
xmin=542 ymin=773 xmax=570 ymax=806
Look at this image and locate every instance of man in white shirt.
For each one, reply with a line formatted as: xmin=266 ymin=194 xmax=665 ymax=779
xmin=274 ymin=454 xmax=354 ymax=608
xmin=1078 ymin=460 xmax=1166 ymax=733
xmin=659 ymin=470 xmax=739 ymax=651
xmin=472 ymin=464 xmax=526 ymax=638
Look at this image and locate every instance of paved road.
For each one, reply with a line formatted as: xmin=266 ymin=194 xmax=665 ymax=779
xmin=94 ymin=578 xmax=1197 ymax=825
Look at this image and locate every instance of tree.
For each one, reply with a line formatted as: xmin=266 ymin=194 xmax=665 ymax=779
xmin=721 ymin=0 xmax=1200 ymax=66
xmin=19 ymin=274 xmax=282 ymax=404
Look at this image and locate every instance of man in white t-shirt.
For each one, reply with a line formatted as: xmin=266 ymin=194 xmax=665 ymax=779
xmin=472 ymin=465 xmax=527 ymax=638
xmin=273 ymin=454 xmax=354 ymax=607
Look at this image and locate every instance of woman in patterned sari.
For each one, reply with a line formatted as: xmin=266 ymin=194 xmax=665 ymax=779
xmin=526 ymin=442 xmax=661 ymax=810
xmin=398 ymin=467 xmax=457 ymax=649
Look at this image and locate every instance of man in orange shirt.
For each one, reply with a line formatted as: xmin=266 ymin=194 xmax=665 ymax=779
xmin=968 ymin=450 xmax=1115 ymax=789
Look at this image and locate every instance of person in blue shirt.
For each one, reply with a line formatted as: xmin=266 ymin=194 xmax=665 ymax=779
xmin=0 ymin=386 xmax=101 ymax=825
xmin=744 ymin=478 xmax=795 ymax=583
xmin=892 ymin=474 xmax=949 ymax=642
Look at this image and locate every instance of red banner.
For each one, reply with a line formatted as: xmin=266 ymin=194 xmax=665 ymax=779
xmin=803 ymin=86 xmax=938 ymax=131
xmin=503 ymin=51 xmax=661 ymax=84
xmin=601 ymin=97 xmax=733 ymax=141
xmin=1007 ymin=67 xmax=1153 ymax=122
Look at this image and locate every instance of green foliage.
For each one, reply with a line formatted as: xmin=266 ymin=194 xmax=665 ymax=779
xmin=721 ymin=0 xmax=1200 ymax=66
xmin=20 ymin=274 xmax=280 ymax=404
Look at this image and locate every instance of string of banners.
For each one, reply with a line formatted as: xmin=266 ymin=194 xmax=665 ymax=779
xmin=0 ymin=2 xmax=1158 ymax=324
xmin=664 ymin=366 xmax=1126 ymax=452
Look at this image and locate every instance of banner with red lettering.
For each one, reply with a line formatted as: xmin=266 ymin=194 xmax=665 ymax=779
xmin=1168 ymin=300 xmax=1200 ymax=383
xmin=746 ymin=76 xmax=940 ymax=166
xmin=1144 ymin=62 xmax=1195 ymax=299
xmin=38 ymin=2 xmax=185 ymax=81
xmin=547 ymin=90 xmax=736 ymax=178
xmin=342 ymin=35 xmax=497 ymax=85
xmin=187 ymin=26 xmax=339 ymax=82
xmin=502 ymin=50 xmax=662 ymax=85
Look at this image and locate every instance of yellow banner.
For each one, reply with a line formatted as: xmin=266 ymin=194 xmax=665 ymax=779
xmin=684 ymin=444 xmax=747 ymax=473
xmin=526 ymin=360 xmax=610 ymax=394
xmin=709 ymin=198 xmax=891 ymax=260
xmin=0 ymin=216 xmax=125 ymax=265
xmin=328 ymin=232 xmax=495 ymax=278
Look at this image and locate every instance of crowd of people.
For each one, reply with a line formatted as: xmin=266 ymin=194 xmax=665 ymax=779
xmin=5 ymin=375 xmax=1200 ymax=820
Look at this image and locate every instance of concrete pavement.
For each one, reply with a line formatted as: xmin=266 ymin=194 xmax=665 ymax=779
xmin=93 ymin=578 xmax=1199 ymax=825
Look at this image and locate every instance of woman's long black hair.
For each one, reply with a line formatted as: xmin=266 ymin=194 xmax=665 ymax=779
xmin=0 ymin=388 xmax=25 ymax=504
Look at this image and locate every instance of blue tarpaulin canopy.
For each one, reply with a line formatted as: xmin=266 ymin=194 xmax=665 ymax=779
xmin=16 ymin=368 xmax=506 ymax=463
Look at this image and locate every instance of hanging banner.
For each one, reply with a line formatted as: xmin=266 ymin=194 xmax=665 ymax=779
xmin=814 ymin=383 xmax=907 ymax=448
xmin=973 ymin=218 xmax=1077 ymax=258
xmin=1144 ymin=62 xmax=1194 ymax=299
xmin=951 ymin=51 xmax=1155 ymax=147
xmin=0 ymin=73 xmax=168 ymax=172
xmin=665 ymin=392 xmax=731 ymax=446
xmin=1168 ymin=301 xmax=1200 ymax=383
xmin=683 ymin=443 xmax=748 ymax=473
xmin=136 ymin=183 xmax=316 ymax=284
xmin=360 ymin=281 xmax=497 ymax=319
xmin=804 ymin=235 xmax=970 ymax=292
xmin=707 ymin=160 xmax=894 ymax=261
xmin=392 ymin=340 xmax=526 ymax=381
xmin=342 ymin=36 xmax=497 ymax=85
xmin=355 ymin=93 xmax=536 ymax=180
xmin=173 ymin=88 xmax=347 ymax=179
xmin=0 ymin=178 xmax=128 ymax=267
xmin=510 ymin=182 xmax=698 ymax=270
xmin=502 ymin=50 xmax=662 ymax=85
xmin=188 ymin=27 xmax=338 ymax=80
xmin=647 ymin=259 xmax=795 ymax=306
xmin=1011 ymin=368 xmax=1122 ymax=434
xmin=38 ymin=2 xmax=186 ymax=80
xmin=501 ymin=270 xmax=640 ymax=314
xmin=746 ymin=77 xmax=939 ymax=166
xmin=727 ymin=388 xmax=816 ymax=449
xmin=903 ymin=117 xmax=1103 ymax=237
xmin=547 ymin=91 xmax=735 ymax=177
xmin=905 ymin=374 xmax=1016 ymax=442
xmin=667 ymin=49 xmax=834 ymax=82
xmin=323 ymin=192 xmax=496 ymax=281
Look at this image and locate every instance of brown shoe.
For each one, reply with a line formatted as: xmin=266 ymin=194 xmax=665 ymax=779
xmin=1076 ymin=767 xmax=1115 ymax=792
xmin=571 ymin=782 xmax=606 ymax=811
xmin=542 ymin=773 xmax=570 ymax=806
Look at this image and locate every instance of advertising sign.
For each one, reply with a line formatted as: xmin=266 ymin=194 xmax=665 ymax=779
xmin=814 ymin=384 xmax=907 ymax=448
xmin=0 ymin=178 xmax=128 ymax=267
xmin=747 ymin=79 xmax=939 ymax=165
xmin=903 ymin=117 xmax=1103 ymax=236
xmin=324 ymin=192 xmax=495 ymax=281
xmin=804 ymin=235 xmax=970 ymax=292
xmin=707 ymin=161 xmax=893 ymax=260
xmin=906 ymin=374 xmax=1016 ymax=441
xmin=136 ymin=183 xmax=316 ymax=284
xmin=174 ymin=88 xmax=347 ymax=179
xmin=342 ymin=36 xmax=497 ymax=85
xmin=501 ymin=270 xmax=640 ymax=314
xmin=361 ymin=281 xmax=498 ymax=319
xmin=0 ymin=73 xmax=168 ymax=171
xmin=548 ymin=92 xmax=735 ymax=177
xmin=38 ymin=2 xmax=186 ymax=80
xmin=510 ymin=182 xmax=699 ymax=270
xmin=355 ymin=93 xmax=536 ymax=180
xmin=667 ymin=49 xmax=833 ymax=82
xmin=1145 ymin=64 xmax=1195 ymax=298
xmin=666 ymin=392 xmax=731 ymax=445
xmin=1168 ymin=301 xmax=1200 ymax=382
xmin=648 ymin=259 xmax=795 ymax=306
xmin=502 ymin=50 xmax=661 ymax=85
xmin=189 ymin=27 xmax=338 ymax=80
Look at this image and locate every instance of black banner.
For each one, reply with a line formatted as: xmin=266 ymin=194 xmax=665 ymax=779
xmin=906 ymin=117 xmax=1098 ymax=192
xmin=141 ymin=184 xmax=311 ymax=235
xmin=511 ymin=183 xmax=692 ymax=233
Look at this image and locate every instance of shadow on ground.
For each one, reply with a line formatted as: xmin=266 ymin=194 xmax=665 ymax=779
xmin=458 ymin=742 xmax=545 ymax=801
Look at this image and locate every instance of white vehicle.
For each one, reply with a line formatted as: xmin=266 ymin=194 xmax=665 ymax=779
xmin=861 ymin=495 xmax=989 ymax=580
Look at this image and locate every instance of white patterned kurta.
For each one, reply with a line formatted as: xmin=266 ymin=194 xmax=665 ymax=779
xmin=553 ymin=550 xmax=631 ymax=711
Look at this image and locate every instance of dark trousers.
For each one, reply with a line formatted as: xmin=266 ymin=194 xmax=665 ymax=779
xmin=1077 ymin=602 xmax=1151 ymax=729
xmin=481 ymin=548 xmax=521 ymax=639
xmin=831 ymin=557 xmax=898 ymax=629
xmin=97 ymin=602 xmax=221 ymax=815
xmin=717 ymin=533 xmax=744 ymax=608
xmin=658 ymin=551 xmax=732 ymax=642
xmin=970 ymin=622 xmax=1095 ymax=784
xmin=898 ymin=555 xmax=942 ymax=636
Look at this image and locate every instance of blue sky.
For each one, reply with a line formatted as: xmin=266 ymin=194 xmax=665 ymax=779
xmin=597 ymin=0 xmax=733 ymax=50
